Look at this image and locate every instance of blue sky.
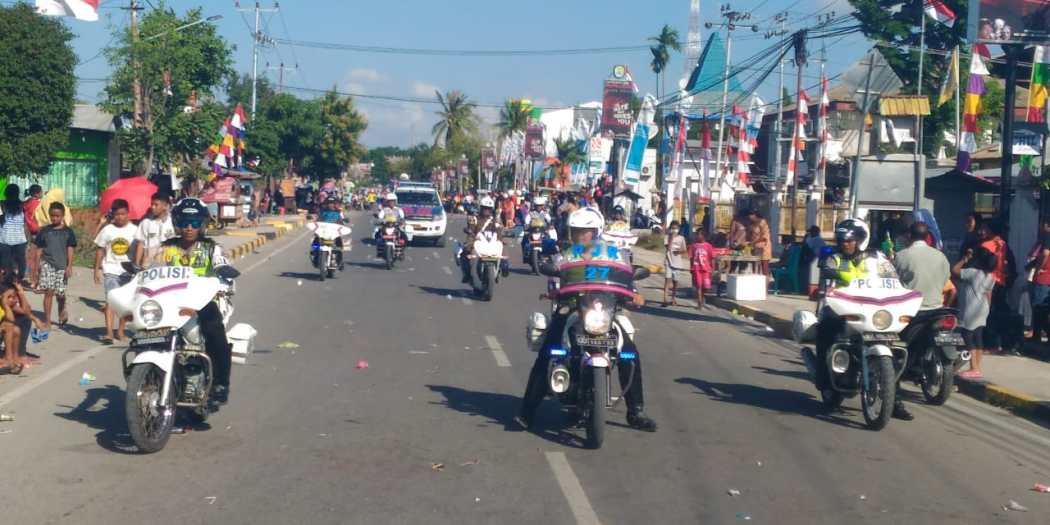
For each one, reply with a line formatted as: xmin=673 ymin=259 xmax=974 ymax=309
xmin=62 ymin=0 xmax=865 ymax=147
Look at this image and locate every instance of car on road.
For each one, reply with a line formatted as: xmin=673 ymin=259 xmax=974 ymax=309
xmin=396 ymin=185 xmax=447 ymax=246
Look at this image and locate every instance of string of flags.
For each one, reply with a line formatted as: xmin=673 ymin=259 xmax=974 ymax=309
xmin=957 ymin=44 xmax=990 ymax=174
xmin=206 ymin=103 xmax=249 ymax=179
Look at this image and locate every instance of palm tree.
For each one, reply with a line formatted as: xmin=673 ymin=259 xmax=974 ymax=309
xmin=497 ymin=98 xmax=531 ymax=188
xmin=432 ymin=90 xmax=478 ymax=147
xmin=551 ymin=137 xmax=586 ymax=188
xmin=648 ymin=24 xmax=682 ymax=100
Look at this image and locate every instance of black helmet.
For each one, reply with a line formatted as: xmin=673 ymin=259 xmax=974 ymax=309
xmin=834 ymin=218 xmax=870 ymax=251
xmin=172 ymin=198 xmax=210 ymax=228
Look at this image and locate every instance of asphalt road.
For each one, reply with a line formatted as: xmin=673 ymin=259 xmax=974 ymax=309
xmin=3 ymin=211 xmax=1049 ymax=524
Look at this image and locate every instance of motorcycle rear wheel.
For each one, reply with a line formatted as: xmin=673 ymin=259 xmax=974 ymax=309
xmin=126 ymin=364 xmax=175 ymax=453
xmin=920 ymin=349 xmax=954 ymax=405
xmin=585 ymin=368 xmax=607 ymax=449
xmin=861 ymin=355 xmax=895 ymax=431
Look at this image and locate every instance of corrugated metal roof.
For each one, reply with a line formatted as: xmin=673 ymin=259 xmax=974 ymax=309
xmin=878 ymin=96 xmax=930 ymax=116
xmin=71 ymin=104 xmax=116 ymax=133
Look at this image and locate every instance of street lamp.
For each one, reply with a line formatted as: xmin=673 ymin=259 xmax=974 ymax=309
xmin=143 ymin=15 xmax=223 ymax=41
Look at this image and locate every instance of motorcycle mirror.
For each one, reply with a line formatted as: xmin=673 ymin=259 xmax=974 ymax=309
xmin=538 ymin=262 xmax=559 ymax=277
xmin=121 ymin=261 xmax=142 ymax=275
xmin=216 ymin=265 xmax=241 ymax=280
xmin=632 ymin=266 xmax=651 ymax=281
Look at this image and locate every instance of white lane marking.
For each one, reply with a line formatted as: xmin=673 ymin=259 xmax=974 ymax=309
xmin=409 ymin=350 xmax=430 ymax=355
xmin=0 ymin=344 xmax=109 ymax=407
xmin=242 ymin=230 xmax=312 ymax=274
xmin=442 ymin=266 xmax=453 ymax=275
xmin=545 ymin=452 xmax=601 ymax=525
xmin=484 ymin=335 xmax=511 ymax=367
xmin=461 ymin=297 xmax=473 ymax=306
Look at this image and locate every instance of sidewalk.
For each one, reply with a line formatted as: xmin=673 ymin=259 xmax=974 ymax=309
xmin=632 ymin=244 xmax=1050 ymax=426
xmin=0 ymin=215 xmax=307 ymax=402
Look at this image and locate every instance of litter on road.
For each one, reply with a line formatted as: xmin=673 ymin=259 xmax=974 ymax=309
xmin=1004 ymin=500 xmax=1028 ymax=512
xmin=727 ymin=489 xmax=741 ymax=497
xmin=1034 ymin=483 xmax=1050 ymax=493
xmin=0 ymin=414 xmax=14 ymax=422
xmin=277 ymin=341 xmax=301 ymax=349
xmin=356 ymin=360 xmax=369 ymax=369
xmin=79 ymin=372 xmax=96 ymax=385
xmin=431 ymin=463 xmax=445 ymax=471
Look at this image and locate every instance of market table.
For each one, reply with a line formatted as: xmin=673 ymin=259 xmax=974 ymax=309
xmin=714 ymin=254 xmax=766 ymax=300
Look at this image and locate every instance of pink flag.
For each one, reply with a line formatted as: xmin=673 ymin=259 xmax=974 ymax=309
xmin=35 ymin=0 xmax=99 ymax=22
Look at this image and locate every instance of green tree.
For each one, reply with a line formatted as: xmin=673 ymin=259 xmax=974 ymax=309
xmin=317 ymin=89 xmax=367 ymax=177
xmin=648 ymin=24 xmax=682 ymax=100
xmin=0 ymin=4 xmax=76 ymax=177
xmin=848 ymin=0 xmax=968 ymax=155
xmin=551 ymin=137 xmax=586 ymax=188
xmin=226 ymin=73 xmax=275 ymax=109
xmin=249 ymin=94 xmax=324 ymax=178
xmin=103 ymin=5 xmax=234 ymax=170
xmin=432 ymin=90 xmax=478 ymax=147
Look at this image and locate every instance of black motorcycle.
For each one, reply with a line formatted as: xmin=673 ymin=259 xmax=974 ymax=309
xmin=900 ymin=308 xmax=968 ymax=405
xmin=522 ymin=222 xmax=557 ymax=275
xmin=531 ymin=260 xmax=649 ymax=449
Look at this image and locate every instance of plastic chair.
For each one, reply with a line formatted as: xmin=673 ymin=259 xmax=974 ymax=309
xmin=770 ymin=244 xmax=802 ymax=295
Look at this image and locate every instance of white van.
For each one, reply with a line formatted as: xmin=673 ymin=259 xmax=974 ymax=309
xmin=396 ymin=186 xmax=447 ymax=246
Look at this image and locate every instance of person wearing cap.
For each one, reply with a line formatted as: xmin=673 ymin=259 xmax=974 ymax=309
xmin=373 ymin=192 xmax=406 ymax=245
xmin=153 ymin=198 xmax=235 ymax=405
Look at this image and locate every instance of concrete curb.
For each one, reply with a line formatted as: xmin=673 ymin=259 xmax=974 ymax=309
xmin=227 ymin=218 xmax=305 ymax=261
xmin=706 ymin=293 xmax=1050 ymax=426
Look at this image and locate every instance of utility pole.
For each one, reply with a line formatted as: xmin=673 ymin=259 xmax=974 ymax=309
xmin=266 ymin=62 xmax=297 ymax=93
xmin=706 ymin=5 xmax=757 ymax=208
xmin=767 ymin=13 xmax=789 ymax=189
xmin=1000 ymin=44 xmax=1022 ymax=225
xmin=127 ymin=0 xmax=143 ymax=128
xmin=915 ymin=9 xmax=926 ymax=212
xmin=849 ymin=51 xmax=877 ymax=217
xmin=237 ymin=1 xmax=278 ymax=120
xmin=789 ymin=29 xmax=807 ymax=239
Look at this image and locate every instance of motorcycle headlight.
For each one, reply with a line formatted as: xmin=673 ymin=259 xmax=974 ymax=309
xmin=872 ymin=309 xmax=892 ymax=330
xmin=583 ymin=303 xmax=613 ymax=335
xmin=139 ymin=300 xmax=163 ymax=328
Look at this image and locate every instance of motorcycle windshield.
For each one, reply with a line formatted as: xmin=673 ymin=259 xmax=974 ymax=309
xmin=557 ymin=260 xmax=635 ymax=300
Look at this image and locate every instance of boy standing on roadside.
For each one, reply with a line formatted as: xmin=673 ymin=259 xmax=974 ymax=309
xmin=134 ymin=191 xmax=174 ymax=267
xmin=32 ymin=202 xmax=76 ymax=330
xmin=94 ymin=200 xmax=135 ymax=344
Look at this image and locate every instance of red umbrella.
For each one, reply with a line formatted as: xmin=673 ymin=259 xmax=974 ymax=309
xmin=99 ymin=176 xmax=158 ymax=221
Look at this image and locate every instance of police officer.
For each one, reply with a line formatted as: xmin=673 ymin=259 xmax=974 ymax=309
xmin=516 ymin=207 xmax=656 ymax=432
xmin=155 ymin=199 xmax=235 ymax=405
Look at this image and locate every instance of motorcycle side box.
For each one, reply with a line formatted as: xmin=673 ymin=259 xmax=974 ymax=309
xmin=229 ymin=323 xmax=258 ymax=365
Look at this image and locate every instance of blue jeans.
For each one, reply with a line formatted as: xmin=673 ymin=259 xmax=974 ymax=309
xmin=1032 ymin=283 xmax=1050 ymax=307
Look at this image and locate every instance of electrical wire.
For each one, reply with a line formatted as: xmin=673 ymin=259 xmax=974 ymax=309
xmin=273 ymin=38 xmax=650 ymax=56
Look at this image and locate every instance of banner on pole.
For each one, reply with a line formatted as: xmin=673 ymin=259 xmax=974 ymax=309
xmin=600 ymin=66 xmax=636 ymax=138
xmin=623 ymin=123 xmax=650 ymax=185
xmin=525 ymin=125 xmax=545 ymax=160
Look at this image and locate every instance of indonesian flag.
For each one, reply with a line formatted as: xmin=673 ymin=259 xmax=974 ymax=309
xmin=785 ymin=89 xmax=810 ymax=187
xmin=35 ymin=0 xmax=99 ymax=22
xmin=923 ymin=0 xmax=955 ymax=28
xmin=818 ymin=74 xmax=830 ymax=172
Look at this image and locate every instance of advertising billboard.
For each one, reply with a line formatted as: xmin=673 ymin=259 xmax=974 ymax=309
xmin=525 ymin=125 xmax=545 ymax=160
xmin=969 ymin=0 xmax=1050 ymax=43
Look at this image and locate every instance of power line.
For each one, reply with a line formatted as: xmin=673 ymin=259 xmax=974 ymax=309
xmin=272 ymin=38 xmax=650 ymax=56
xmin=281 ymin=84 xmax=575 ymax=110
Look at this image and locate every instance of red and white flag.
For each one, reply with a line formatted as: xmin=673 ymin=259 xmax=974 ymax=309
xmin=785 ymin=90 xmax=810 ymax=187
xmin=817 ymin=74 xmax=830 ymax=172
xmin=923 ymin=0 xmax=955 ymax=28
xmin=35 ymin=0 xmax=99 ymax=22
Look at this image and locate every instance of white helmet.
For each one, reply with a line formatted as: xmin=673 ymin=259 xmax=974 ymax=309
xmin=568 ymin=207 xmax=605 ymax=238
xmin=533 ymin=196 xmax=548 ymax=206
xmin=384 ymin=193 xmax=398 ymax=201
xmin=479 ymin=196 xmax=495 ymax=209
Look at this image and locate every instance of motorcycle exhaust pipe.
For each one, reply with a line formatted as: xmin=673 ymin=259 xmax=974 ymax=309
xmin=549 ymin=364 xmax=570 ymax=394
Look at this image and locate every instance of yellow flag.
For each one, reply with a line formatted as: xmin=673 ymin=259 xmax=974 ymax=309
xmin=938 ymin=46 xmax=959 ymax=107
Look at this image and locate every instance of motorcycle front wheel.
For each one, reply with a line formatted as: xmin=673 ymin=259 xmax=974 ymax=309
xmin=318 ymin=251 xmax=328 ymax=281
xmin=482 ymin=264 xmax=494 ymax=302
xmin=385 ymin=247 xmax=394 ymax=270
xmin=585 ymin=368 xmax=607 ymax=449
xmin=126 ymin=364 xmax=175 ymax=453
xmin=861 ymin=355 xmax=895 ymax=431
xmin=530 ymin=250 xmax=539 ymax=275
xmin=920 ymin=349 xmax=954 ymax=405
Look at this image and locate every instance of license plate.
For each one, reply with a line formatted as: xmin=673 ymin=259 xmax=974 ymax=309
xmin=575 ymin=334 xmax=616 ymax=348
xmin=934 ymin=333 xmax=964 ymax=346
xmin=133 ymin=328 xmax=173 ymax=346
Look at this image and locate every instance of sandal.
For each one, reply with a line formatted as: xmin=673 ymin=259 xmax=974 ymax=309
xmin=101 ymin=337 xmax=114 ymax=346
xmin=9 ymin=363 xmax=24 ymax=375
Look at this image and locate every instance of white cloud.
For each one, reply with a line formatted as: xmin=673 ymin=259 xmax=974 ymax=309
xmin=348 ymin=68 xmax=387 ymax=83
xmin=343 ymin=82 xmax=366 ymax=95
xmin=412 ymin=81 xmax=440 ymax=98
xmin=359 ymin=102 xmax=433 ymax=147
